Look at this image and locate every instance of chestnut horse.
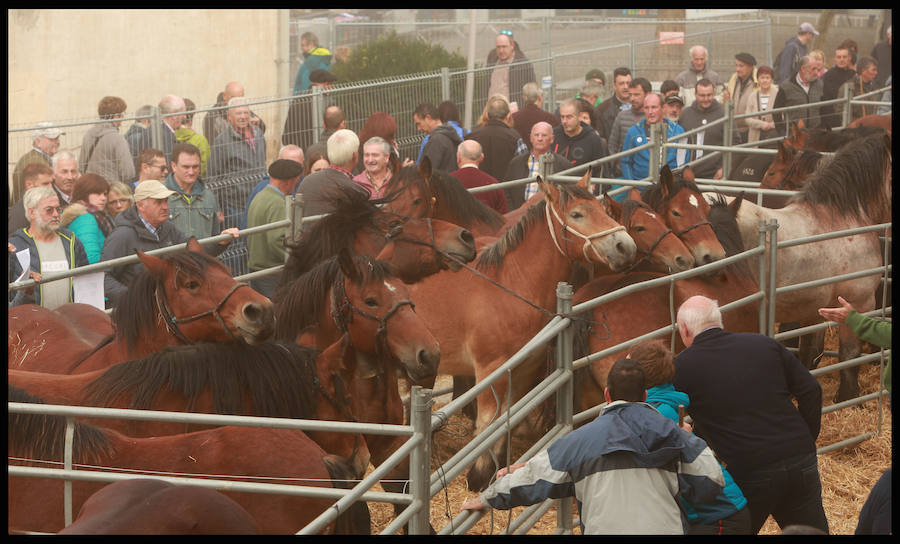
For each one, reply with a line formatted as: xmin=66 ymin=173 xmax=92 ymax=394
xmin=404 ymin=174 xmax=636 ymax=490
xmin=9 ymin=238 xmax=274 ymax=375
xmin=278 ymin=180 xmax=476 ymax=287
xmin=59 ymin=479 xmax=261 ymax=534
xmin=8 ymin=385 xmax=370 ymax=535
xmin=602 ymin=196 xmax=694 ymax=274
xmin=758 ymin=141 xmax=824 ymax=208
xmin=9 ymin=303 xmax=112 ymax=370
xmin=571 ymin=194 xmax=761 ymax=411
xmin=729 ymin=133 xmax=892 ymax=402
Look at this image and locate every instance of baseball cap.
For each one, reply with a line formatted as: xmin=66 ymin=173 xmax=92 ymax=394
xmin=268 ymin=158 xmax=304 ymax=180
xmin=31 ymin=122 xmax=64 ymax=140
xmin=799 ymin=22 xmax=819 ymax=36
xmin=309 ymin=69 xmax=338 ymax=84
xmin=664 ymin=95 xmax=685 ymax=106
xmin=134 ymin=180 xmax=176 ymax=201
xmin=585 ymin=69 xmax=606 ymax=84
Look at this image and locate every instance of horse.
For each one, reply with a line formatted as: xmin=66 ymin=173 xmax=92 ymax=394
xmin=636 ymin=166 xmax=727 ymax=267
xmin=759 ymin=141 xmax=824 ymax=208
xmin=727 ymin=133 xmax=892 ymax=402
xmin=403 ymin=172 xmax=636 ymax=491
xmin=58 ymin=479 xmax=261 ymax=534
xmin=9 ymin=238 xmax=274 ymax=375
xmin=571 ymin=193 xmax=761 ymax=412
xmin=847 ymin=113 xmax=892 ymax=133
xmin=382 ymin=158 xmax=507 ymax=237
xmin=9 ymin=303 xmax=112 ymax=369
xmin=278 ymin=179 xmax=476 ymax=287
xmin=602 ymin=196 xmax=694 ymax=274
xmin=9 ymin=339 xmax=373 ymax=478
xmin=8 ymin=385 xmax=371 ymax=535
xmin=788 ymin=119 xmax=886 ymax=152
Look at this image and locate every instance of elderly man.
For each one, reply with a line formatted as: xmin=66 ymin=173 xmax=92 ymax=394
xmin=465 ymin=96 xmax=523 ymax=182
xmin=485 ymin=30 xmax=536 ymax=108
xmin=511 ymin=82 xmax=560 ymax=145
xmin=80 ymin=95 xmax=135 ymax=184
xmin=772 ymin=55 xmax=824 ymax=135
xmin=722 ymin=53 xmax=759 ymax=144
xmin=100 ymin=180 xmax=237 ymax=307
xmin=413 ymin=102 xmax=462 ymax=172
xmin=9 ymin=163 xmax=55 ymax=237
xmin=162 ymin=142 xmax=223 ymax=240
xmin=678 ymin=79 xmax=726 ymax=180
xmin=775 ymin=23 xmax=818 ymax=84
xmin=821 ymin=45 xmax=858 ymax=128
xmin=51 ymin=151 xmax=80 ymax=210
xmin=157 ymin=94 xmax=186 ymax=164
xmin=663 ymin=94 xmax=685 ymax=123
xmin=836 ymin=57 xmax=881 ymax=122
xmin=245 ymin=145 xmax=304 ymax=222
xmin=203 ymin=81 xmax=267 ymax=147
xmin=9 ymin=185 xmax=89 ymax=309
xmin=12 ymin=122 xmax=62 ymax=203
xmin=208 ymin=97 xmax=267 ymax=229
xmin=504 ymin=122 xmax=571 ymax=210
xmin=673 ymin=295 xmax=827 ymax=534
xmin=351 ymin=137 xmax=393 ymax=199
xmin=124 ymin=105 xmax=154 ymax=170
xmin=450 ymin=140 xmax=508 ymax=214
xmin=675 ymin=45 xmax=723 ymax=90
xmin=295 ymin=129 xmax=368 ymax=217
xmin=246 ymin=158 xmax=304 ymax=298
xmin=596 ymin=67 xmax=633 ymax=144
xmin=620 ymin=93 xmax=686 ymax=188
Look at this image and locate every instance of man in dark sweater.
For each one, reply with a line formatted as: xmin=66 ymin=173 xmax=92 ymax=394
xmin=413 ymin=103 xmax=462 ymax=172
xmin=465 ymin=96 xmax=521 ymax=183
xmin=552 ymin=99 xmax=606 ymax=169
xmin=820 ymin=45 xmax=858 ymax=128
xmin=677 ymin=79 xmax=726 ymax=179
xmin=772 ymin=55 xmax=824 ymax=135
xmin=673 ymin=295 xmax=828 ymax=535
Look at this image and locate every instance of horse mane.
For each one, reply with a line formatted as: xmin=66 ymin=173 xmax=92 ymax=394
xmin=793 ymin=134 xmax=892 ymax=224
xmin=8 ymin=384 xmax=113 ymax=463
xmin=782 ymin=149 xmax=824 ymax=189
xmin=81 ymin=342 xmax=325 ymax=420
xmin=706 ymin=195 xmax=755 ymax=283
xmin=273 ymin=255 xmax=395 ymax=341
xmin=112 ymin=249 xmax=228 ymax=352
xmin=279 ymin=185 xmax=389 ymax=291
xmin=476 ymin=184 xmax=593 ymax=271
xmin=641 ymin=177 xmax=703 ymax=210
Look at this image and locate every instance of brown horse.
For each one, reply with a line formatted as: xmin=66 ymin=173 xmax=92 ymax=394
xmin=637 ymin=166 xmax=727 ymax=267
xmin=571 ymin=193 xmax=761 ymax=411
xmin=279 ymin=180 xmax=476 ymax=287
xmin=8 ymin=385 xmax=370 ymax=535
xmin=9 ymin=238 xmax=274 ymax=375
xmin=759 ymin=141 xmax=824 ymax=208
xmin=382 ymin=158 xmax=507 ymax=237
xmin=404 ymin=173 xmax=636 ymax=490
xmin=847 ymin=113 xmax=891 ymax=133
xmin=602 ymin=196 xmax=693 ymax=274
xmin=59 ymin=479 xmax=261 ymax=534
xmin=788 ymin=119 xmax=887 ymax=152
xmin=9 ymin=303 xmax=112 ymax=369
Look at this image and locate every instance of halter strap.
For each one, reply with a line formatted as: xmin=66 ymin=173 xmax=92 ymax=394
xmin=624 ymin=227 xmax=675 ymax=273
xmin=545 ymin=200 xmax=626 ymax=262
xmin=155 ymin=280 xmax=250 ymax=344
xmin=330 ymin=274 xmax=414 ymax=360
xmin=674 ymin=220 xmax=711 ymax=237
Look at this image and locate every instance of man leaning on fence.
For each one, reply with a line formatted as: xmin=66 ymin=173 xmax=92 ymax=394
xmin=163 ymin=143 xmax=223 ymax=241
xmin=772 ymin=55 xmax=824 ymax=135
xmin=678 ymin=79 xmax=726 ymax=180
xmin=100 ymin=180 xmax=237 ymax=308
xmin=619 ymin=93 xmax=686 ymax=192
xmin=459 ymin=358 xmax=725 ymax=534
xmin=12 ymin=122 xmax=61 ymax=204
xmin=504 ymin=122 xmax=571 ymax=211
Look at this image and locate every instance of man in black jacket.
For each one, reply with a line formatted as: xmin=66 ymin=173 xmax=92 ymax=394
xmin=465 ymin=96 xmax=521 ymax=182
xmin=504 ymin=122 xmax=571 ymax=210
xmin=820 ymin=45 xmax=858 ymax=128
xmin=413 ymin=103 xmax=462 ymax=172
xmin=673 ymin=295 xmax=828 ymax=535
xmin=552 ymin=100 xmax=606 ymax=169
xmin=677 ymin=79 xmax=725 ymax=179
xmin=772 ymin=55 xmax=824 ymax=135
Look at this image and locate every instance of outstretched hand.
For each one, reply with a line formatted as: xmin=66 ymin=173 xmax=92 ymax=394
xmin=460 ymin=496 xmax=487 ymax=512
xmin=817 ymin=296 xmax=855 ymax=325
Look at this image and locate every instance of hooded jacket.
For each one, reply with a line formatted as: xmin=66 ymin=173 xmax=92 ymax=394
xmin=293 ymin=47 xmax=334 ymax=95
xmin=775 ymin=36 xmax=808 ymax=84
xmin=60 ymin=203 xmax=112 ymax=264
xmin=422 ymin=124 xmax=463 ymax=172
xmin=9 ymin=226 xmax=88 ymax=307
xmin=79 ymin=122 xmax=136 ymax=183
xmin=551 ymin=121 xmax=606 ymax=168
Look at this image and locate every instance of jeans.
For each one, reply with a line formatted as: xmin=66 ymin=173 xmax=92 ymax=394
xmin=729 ymin=452 xmax=829 ymax=534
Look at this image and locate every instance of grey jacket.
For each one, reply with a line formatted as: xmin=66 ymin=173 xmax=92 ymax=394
xmin=208 ymin=124 xmax=267 ymax=212
xmin=772 ymin=73 xmax=824 ymax=134
xmin=677 ymin=99 xmax=726 ymax=178
xmin=80 ymin=122 xmax=136 ymax=183
xmin=294 ymin=167 xmax=369 ymax=218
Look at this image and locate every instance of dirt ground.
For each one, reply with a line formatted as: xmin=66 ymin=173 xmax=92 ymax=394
xmin=366 ymin=327 xmax=892 ymax=535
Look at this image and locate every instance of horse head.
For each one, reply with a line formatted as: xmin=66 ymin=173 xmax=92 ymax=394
xmin=539 ymin=166 xmax=636 ymax=272
xmin=135 ymin=238 xmax=274 ymax=345
xmin=374 ymin=215 xmax=476 ymax=282
xmin=383 ymin=157 xmax=435 ymax=219
xmin=761 ymin=140 xmax=797 ymax=190
xmin=645 ymin=166 xmax=726 ymax=266
xmin=620 ymin=199 xmax=693 ymax=273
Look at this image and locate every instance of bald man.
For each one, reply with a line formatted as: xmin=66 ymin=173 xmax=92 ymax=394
xmin=450 ymin=140 xmax=508 ymax=214
xmin=503 ymin=122 xmax=571 ymax=210
xmin=204 ymin=81 xmax=266 ymax=145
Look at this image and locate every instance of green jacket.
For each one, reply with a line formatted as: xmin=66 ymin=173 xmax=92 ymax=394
xmin=846 ymin=310 xmax=892 ymax=395
xmin=246 ymin=185 xmax=287 ymax=272
xmin=175 ymin=127 xmax=211 ymax=177
xmin=163 ymin=174 xmax=221 ymax=240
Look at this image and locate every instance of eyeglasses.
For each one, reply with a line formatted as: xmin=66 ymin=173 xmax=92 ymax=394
xmin=41 ymin=206 xmax=62 ymax=215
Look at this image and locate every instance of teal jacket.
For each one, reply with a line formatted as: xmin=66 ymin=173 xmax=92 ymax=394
xmin=846 ymin=311 xmax=891 ymax=395
xmin=8 ymin=226 xmax=89 ymax=307
xmin=292 ymin=47 xmax=333 ymax=95
xmin=163 ymin=174 xmax=222 ymax=240
xmin=647 ymin=382 xmax=749 ymax=526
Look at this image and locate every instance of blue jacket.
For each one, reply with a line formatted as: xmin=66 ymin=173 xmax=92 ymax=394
xmin=480 ymin=401 xmax=724 ymax=534
xmin=621 ymin=119 xmax=686 ymax=181
xmin=292 ymin=48 xmax=333 ymax=95
xmin=8 ymin=226 xmax=89 ymax=307
xmin=647 ymin=383 xmax=748 ymax=525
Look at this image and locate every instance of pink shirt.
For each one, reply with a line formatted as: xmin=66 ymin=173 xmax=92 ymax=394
xmin=351 ymin=170 xmax=391 ymax=200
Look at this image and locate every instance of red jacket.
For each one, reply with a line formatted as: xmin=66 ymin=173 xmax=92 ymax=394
xmin=450 ymin=166 xmax=509 ymax=214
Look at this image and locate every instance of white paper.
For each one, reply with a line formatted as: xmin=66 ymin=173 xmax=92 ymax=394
xmin=15 ymin=249 xmax=30 ymax=282
xmin=73 ymin=272 xmax=106 ymax=310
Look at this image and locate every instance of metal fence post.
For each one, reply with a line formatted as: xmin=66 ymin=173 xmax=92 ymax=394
xmin=766 ymin=218 xmax=779 ymax=337
xmin=757 ymin=219 xmax=769 ymax=334
xmin=312 ymin=86 xmax=323 ymax=144
xmin=841 ymin=83 xmax=853 ymax=128
xmin=64 ymin=417 xmax=75 ymax=527
xmin=441 ymin=67 xmax=451 ymax=103
xmin=408 ymin=386 xmax=433 ymax=535
xmin=150 ymin=106 xmax=163 ymax=150
xmin=629 ymin=39 xmax=636 ymax=74
xmin=649 ymin=121 xmax=662 ymax=183
xmin=722 ymin=99 xmax=734 ymax=177
xmin=541 ymin=17 xmax=551 ymax=68
xmin=286 ymin=194 xmax=304 ymax=262
xmin=765 ymin=20 xmax=773 ymax=67
xmin=554 ymin=282 xmax=574 ymax=534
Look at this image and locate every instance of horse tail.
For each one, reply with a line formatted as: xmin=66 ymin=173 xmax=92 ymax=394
xmin=323 ymin=454 xmax=371 ymax=535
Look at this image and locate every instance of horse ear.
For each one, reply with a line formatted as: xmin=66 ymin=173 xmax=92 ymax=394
xmin=601 ymin=194 xmax=623 ymax=221
xmin=536 ymin=176 xmax=560 ymax=205
xmin=186 ymin=236 xmax=203 ymax=253
xmin=730 ymin=192 xmax=745 ymax=215
xmin=136 ymin=249 xmax=171 ymax=281
xmin=576 ymin=165 xmax=592 ymax=191
xmin=680 ymin=166 xmax=695 ymax=182
xmin=659 ymin=165 xmax=674 ymax=199
xmin=627 ymin=187 xmax=643 ymax=202
xmin=418 ymin=155 xmax=432 ymax=182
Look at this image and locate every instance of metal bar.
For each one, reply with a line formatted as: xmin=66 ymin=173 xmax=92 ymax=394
xmin=809 ymin=352 xmax=887 ymax=377
xmin=817 ymin=432 xmax=876 ymax=455
xmin=512 ymin=499 xmax=557 ymax=534
xmin=382 ymin=499 xmax=425 ymax=535
xmin=822 ymin=391 xmax=887 ymax=414
xmin=777 ymin=223 xmax=892 ymax=248
xmin=554 ymin=282 xmax=574 ymax=534
xmin=767 ymin=219 xmax=778 ymax=337
xmin=722 ymin=99 xmax=733 ymax=176
xmin=775 ymin=308 xmax=891 ymax=340
xmin=63 ymin=418 xmax=74 ymax=527
xmin=408 ymin=387 xmax=433 ymax=534
xmin=758 ymin=220 xmax=769 ymax=334
xmin=776 ymin=267 xmax=886 ymax=296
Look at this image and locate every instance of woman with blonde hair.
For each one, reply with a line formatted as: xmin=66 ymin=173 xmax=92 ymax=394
xmin=105 ymin=180 xmax=134 ymax=219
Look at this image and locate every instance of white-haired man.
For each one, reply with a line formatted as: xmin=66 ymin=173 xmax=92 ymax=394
xmin=673 ymin=295 xmax=827 ymax=535
xmin=511 ymin=82 xmax=561 ymax=145
xmin=352 ymin=136 xmax=393 ymax=199
xmin=12 ymin=122 xmax=63 ymax=203
xmin=51 ymin=150 xmax=80 ymax=210
xmin=9 ymin=185 xmax=89 ymax=309
xmin=675 ymin=45 xmax=723 ymax=90
xmin=158 ymin=94 xmax=187 ymax=163
xmin=295 ymin=129 xmax=367 ymax=217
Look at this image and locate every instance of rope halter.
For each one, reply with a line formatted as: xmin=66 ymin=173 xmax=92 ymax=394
xmin=545 ymin=199 xmax=625 ymax=263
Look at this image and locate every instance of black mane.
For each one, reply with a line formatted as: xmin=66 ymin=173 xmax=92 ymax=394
xmin=707 ymin=195 xmax=755 ymax=282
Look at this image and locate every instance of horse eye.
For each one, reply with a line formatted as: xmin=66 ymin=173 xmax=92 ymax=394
xmin=671 ymin=210 xmax=681 ymax=217
xmin=569 ymin=211 xmax=583 ymax=219
xmin=364 ymin=297 xmax=378 ymax=307
xmin=634 ymin=225 xmax=646 ymax=232
xmin=185 ymin=280 xmax=200 ymax=290
xmin=412 ymin=198 xmax=422 ymax=207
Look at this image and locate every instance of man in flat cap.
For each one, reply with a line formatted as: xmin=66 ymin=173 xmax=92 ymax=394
xmin=723 ymin=53 xmax=758 ymax=144
xmin=100 ymin=179 xmax=237 ymax=307
xmin=12 ymin=122 xmax=63 ymax=203
xmin=662 ymin=94 xmax=685 ymax=123
xmin=246 ymin=158 xmax=304 ymax=297
xmin=775 ymin=23 xmax=818 ymax=84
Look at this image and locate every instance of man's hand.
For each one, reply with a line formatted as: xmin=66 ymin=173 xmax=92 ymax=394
xmin=219 ymin=227 xmax=240 ymax=246
xmin=8 ymin=242 xmax=16 ymax=253
xmin=721 ymin=89 xmax=731 ymax=102
xmin=496 ymin=462 xmax=526 ymax=479
xmin=817 ymin=296 xmax=855 ymax=325
xmin=680 ymin=422 xmax=694 ymax=434
xmin=250 ymin=114 xmax=261 ymax=127
xmin=713 ymin=168 xmax=723 ymax=180
xmin=460 ymin=496 xmax=488 ymax=512
xmin=401 ymin=158 xmax=415 ymax=168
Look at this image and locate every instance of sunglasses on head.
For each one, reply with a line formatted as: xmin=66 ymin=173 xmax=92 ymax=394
xmin=500 ymin=29 xmax=513 ymax=38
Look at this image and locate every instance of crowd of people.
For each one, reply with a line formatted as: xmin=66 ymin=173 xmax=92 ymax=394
xmin=6 ymin=24 xmax=892 ymax=534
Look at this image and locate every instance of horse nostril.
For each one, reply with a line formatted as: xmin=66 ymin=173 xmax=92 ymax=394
xmin=675 ymin=256 xmax=689 ymax=269
xmin=416 ymin=348 xmax=441 ymax=375
xmin=703 ymin=254 xmax=714 ymax=264
xmin=243 ymin=303 xmax=263 ymax=322
xmin=616 ymin=241 xmax=626 ymax=255
xmin=459 ymin=229 xmax=475 ymax=248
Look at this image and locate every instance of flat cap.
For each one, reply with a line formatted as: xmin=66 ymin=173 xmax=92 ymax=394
xmin=799 ymin=22 xmax=819 ymax=35
xmin=32 ymin=121 xmax=64 ymax=140
xmin=735 ymin=52 xmax=757 ymax=66
xmin=664 ymin=94 xmax=685 ymax=106
xmin=268 ymin=158 xmax=304 ymax=180
xmin=309 ymin=69 xmax=338 ymax=84
xmin=585 ymin=69 xmax=605 ymax=84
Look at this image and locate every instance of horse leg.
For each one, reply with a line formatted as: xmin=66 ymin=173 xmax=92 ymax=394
xmin=798 ymin=330 xmax=826 ymax=370
xmin=466 ymin=371 xmax=510 ymax=492
xmin=367 ymin=434 xmax=435 ymax=534
xmin=451 ymin=375 xmax=477 ymax=421
xmin=834 ymin=326 xmax=862 ymax=404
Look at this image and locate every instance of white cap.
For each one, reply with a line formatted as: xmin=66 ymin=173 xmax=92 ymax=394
xmin=31 ymin=122 xmax=64 ymax=140
xmin=799 ymin=22 xmax=819 ymax=36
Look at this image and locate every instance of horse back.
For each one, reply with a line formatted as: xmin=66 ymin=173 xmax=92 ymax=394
xmin=8 ymin=305 xmax=96 ymax=372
